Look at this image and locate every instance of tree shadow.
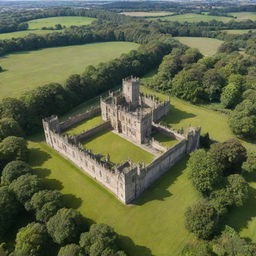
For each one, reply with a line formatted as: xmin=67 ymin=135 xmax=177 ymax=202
xmin=243 ymin=171 xmax=256 ymax=183
xmin=223 ymin=187 xmax=256 ymax=233
xmin=134 ymin=158 xmax=188 ymax=206
xmin=33 ymin=167 xmax=51 ymax=178
xmin=63 ymin=194 xmax=82 ymax=209
xmin=28 ymin=147 xmax=51 ymax=166
xmin=162 ymin=105 xmax=196 ymax=125
xmin=43 ymin=178 xmax=63 ymax=190
xmin=118 ymin=235 xmax=155 ymax=256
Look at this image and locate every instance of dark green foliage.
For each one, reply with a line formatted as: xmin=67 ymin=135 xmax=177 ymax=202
xmin=200 ymin=133 xmax=211 ymax=149
xmin=80 ymin=223 xmax=126 ymax=256
xmin=0 ymin=118 xmax=23 ymax=141
xmin=28 ymin=190 xmax=64 ymax=222
xmin=220 ymin=83 xmax=241 ymax=109
xmin=230 ymin=99 xmax=256 ymax=138
xmin=9 ymin=174 xmax=43 ymax=207
xmin=185 ymin=200 xmax=219 ymax=240
xmin=14 ymin=222 xmax=50 ymax=256
xmin=0 ymin=186 xmax=21 ymax=239
xmin=243 ymin=151 xmax=256 ymax=173
xmin=0 ymin=136 xmax=28 ymax=168
xmin=212 ymin=226 xmax=256 ymax=256
xmin=218 ymin=42 xmax=239 ymax=54
xmin=188 ymin=149 xmax=222 ymax=195
xmin=47 ymin=208 xmax=87 ymax=245
xmin=209 ymin=139 xmax=247 ymax=175
xmin=1 ymin=160 xmax=32 ymax=185
xmin=58 ymin=244 xmax=84 ymax=256
xmin=182 ymin=240 xmax=214 ymax=256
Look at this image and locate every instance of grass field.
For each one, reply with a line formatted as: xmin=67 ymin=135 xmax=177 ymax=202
xmin=222 ymin=29 xmax=256 ymax=34
xmin=150 ymin=13 xmax=232 ymax=23
xmin=28 ymin=16 xmax=96 ymax=29
xmin=153 ymin=132 xmax=178 ymax=148
xmin=0 ymin=42 xmax=138 ymax=99
xmin=229 ymin=12 xmax=256 ymax=21
xmin=121 ymin=11 xmax=173 ymax=17
xmin=64 ymin=116 xmax=103 ymax=135
xmin=82 ymin=129 xmax=154 ymax=164
xmin=174 ymin=37 xmax=223 ymax=56
xmin=27 ymin=84 xmax=255 ymax=256
xmin=0 ymin=30 xmax=53 ymax=40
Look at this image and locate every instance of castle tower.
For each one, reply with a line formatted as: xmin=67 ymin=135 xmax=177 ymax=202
xmin=122 ymin=77 xmax=140 ymax=108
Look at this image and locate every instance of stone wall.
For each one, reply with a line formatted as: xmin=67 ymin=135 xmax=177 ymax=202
xmin=152 ymin=123 xmax=185 ymax=141
xmin=60 ymin=107 xmax=101 ymax=132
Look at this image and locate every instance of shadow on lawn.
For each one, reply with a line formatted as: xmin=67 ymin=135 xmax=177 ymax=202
xmin=134 ymin=158 xmax=188 ymax=206
xmin=28 ymin=147 xmax=51 ymax=166
xmin=162 ymin=105 xmax=196 ymax=125
xmin=223 ymin=186 xmax=256 ymax=232
xmin=63 ymin=194 xmax=82 ymax=209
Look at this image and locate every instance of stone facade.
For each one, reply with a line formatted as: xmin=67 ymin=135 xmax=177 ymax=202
xmin=43 ymin=77 xmax=201 ymax=204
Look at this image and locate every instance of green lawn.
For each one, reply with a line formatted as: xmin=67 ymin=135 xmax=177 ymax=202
xmin=27 ymin=86 xmax=255 ymax=256
xmin=222 ymin=29 xmax=256 ymax=34
xmin=82 ymin=129 xmax=154 ymax=165
xmin=28 ymin=16 xmax=96 ymax=29
xmin=0 ymin=30 xmax=53 ymax=40
xmin=153 ymin=132 xmax=178 ymax=148
xmin=0 ymin=42 xmax=138 ymax=99
xmin=150 ymin=13 xmax=232 ymax=23
xmin=121 ymin=11 xmax=174 ymax=17
xmin=174 ymin=37 xmax=223 ymax=56
xmin=229 ymin=12 xmax=256 ymax=21
xmin=64 ymin=116 xmax=103 ymax=135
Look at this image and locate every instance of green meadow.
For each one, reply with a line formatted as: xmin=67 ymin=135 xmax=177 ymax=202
xmin=0 ymin=41 xmax=138 ymax=99
xmin=174 ymin=37 xmax=223 ymax=56
xmin=150 ymin=13 xmax=232 ymax=23
xmin=0 ymin=30 xmax=53 ymax=40
xmin=222 ymin=29 xmax=256 ymax=34
xmin=28 ymin=16 xmax=96 ymax=29
xmin=121 ymin=11 xmax=174 ymax=17
xmin=229 ymin=12 xmax=256 ymax=21
xmin=27 ymin=84 xmax=255 ymax=256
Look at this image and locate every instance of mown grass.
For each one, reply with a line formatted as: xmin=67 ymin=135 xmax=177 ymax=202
xmin=153 ymin=132 xmax=178 ymax=148
xmin=28 ymin=16 xmax=96 ymax=29
xmin=229 ymin=12 xmax=256 ymax=21
xmin=64 ymin=116 xmax=103 ymax=135
xmin=27 ymin=83 xmax=255 ymax=255
xmin=222 ymin=29 xmax=256 ymax=34
xmin=121 ymin=11 xmax=174 ymax=17
xmin=0 ymin=41 xmax=138 ymax=99
xmin=81 ymin=129 xmax=154 ymax=165
xmin=150 ymin=13 xmax=232 ymax=23
xmin=174 ymin=37 xmax=223 ymax=56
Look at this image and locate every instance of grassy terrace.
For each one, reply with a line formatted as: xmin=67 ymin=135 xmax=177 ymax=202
xmin=0 ymin=41 xmax=138 ymax=99
xmin=81 ymin=129 xmax=154 ymax=165
xmin=64 ymin=116 xmax=103 ymax=135
xmin=153 ymin=132 xmax=178 ymax=148
xmin=28 ymin=16 xmax=96 ymax=29
xmin=174 ymin=37 xmax=223 ymax=56
xmin=28 ymin=85 xmax=255 ymax=256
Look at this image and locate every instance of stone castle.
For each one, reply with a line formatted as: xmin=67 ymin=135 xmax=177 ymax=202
xmin=43 ymin=77 xmax=200 ymax=204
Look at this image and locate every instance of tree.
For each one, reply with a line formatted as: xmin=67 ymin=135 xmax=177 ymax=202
xmin=1 ymin=160 xmax=32 ymax=185
xmin=212 ymin=226 xmax=256 ymax=256
xmin=182 ymin=241 xmax=214 ymax=256
xmin=243 ymin=151 xmax=256 ymax=173
xmin=58 ymin=244 xmax=84 ymax=256
xmin=220 ymin=83 xmax=241 ymax=109
xmin=28 ymin=190 xmax=64 ymax=222
xmin=188 ymin=149 xmax=222 ymax=195
xmin=209 ymin=139 xmax=247 ymax=175
xmin=14 ymin=222 xmax=50 ymax=256
xmin=9 ymin=174 xmax=43 ymax=208
xmin=218 ymin=42 xmax=239 ymax=54
xmin=0 ymin=136 xmax=28 ymax=168
xmin=185 ymin=200 xmax=219 ymax=240
xmin=0 ymin=186 xmax=20 ymax=238
xmin=47 ymin=208 xmax=87 ymax=245
xmin=0 ymin=118 xmax=23 ymax=141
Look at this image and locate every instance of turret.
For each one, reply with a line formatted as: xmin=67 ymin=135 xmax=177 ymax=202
xmin=122 ymin=76 xmax=140 ymax=108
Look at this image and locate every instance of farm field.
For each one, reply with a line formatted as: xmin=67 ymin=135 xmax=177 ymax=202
xmin=222 ymin=29 xmax=256 ymax=34
xmin=0 ymin=29 xmax=53 ymax=40
xmin=28 ymin=84 xmax=255 ymax=256
xmin=82 ymin=129 xmax=154 ymax=164
xmin=0 ymin=41 xmax=138 ymax=99
xmin=28 ymin=16 xmax=96 ymax=29
xmin=174 ymin=37 xmax=223 ymax=56
xmin=229 ymin=12 xmax=256 ymax=21
xmin=150 ymin=13 xmax=232 ymax=23
xmin=121 ymin=11 xmax=173 ymax=17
